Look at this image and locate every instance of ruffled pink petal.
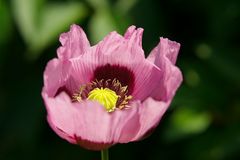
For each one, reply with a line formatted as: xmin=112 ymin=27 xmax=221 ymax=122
xmin=70 ymin=46 xmax=98 ymax=85
xmin=124 ymin=25 xmax=143 ymax=48
xmin=43 ymin=58 xmax=78 ymax=97
xmin=95 ymin=31 xmax=123 ymax=56
xmin=131 ymin=98 xmax=169 ymax=141
xmin=43 ymin=59 xmax=69 ymax=97
xmin=69 ymin=31 xmax=125 ymax=86
xmin=43 ymin=91 xmax=141 ymax=150
xmin=73 ymin=101 xmax=140 ymax=147
xmin=147 ymin=37 xmax=183 ymax=101
xmin=130 ymin=61 xmax=162 ymax=100
xmin=148 ymin=37 xmax=180 ymax=65
xmin=57 ymin=24 xmax=90 ymax=59
xmin=95 ymin=25 xmax=144 ymax=58
xmin=42 ymin=92 xmax=77 ymax=144
xmin=95 ymin=26 xmax=145 ymax=62
xmin=69 ymin=31 xmax=125 ymax=84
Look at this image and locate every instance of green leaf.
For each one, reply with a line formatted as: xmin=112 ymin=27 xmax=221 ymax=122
xmin=114 ymin=0 xmax=138 ymax=15
xmin=12 ymin=0 xmax=88 ymax=60
xmin=29 ymin=2 xmax=88 ymax=58
xmin=12 ymin=0 xmax=44 ymax=44
xmin=163 ymin=107 xmax=211 ymax=142
xmin=0 ymin=0 xmax=13 ymax=45
xmin=89 ymin=8 xmax=118 ymax=44
xmin=85 ymin=0 xmax=109 ymax=9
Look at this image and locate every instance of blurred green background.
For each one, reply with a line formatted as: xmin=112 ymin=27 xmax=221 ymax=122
xmin=1 ymin=0 xmax=240 ymax=159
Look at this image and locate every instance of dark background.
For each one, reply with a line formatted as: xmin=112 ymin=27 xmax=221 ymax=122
xmin=1 ymin=0 xmax=240 ymax=159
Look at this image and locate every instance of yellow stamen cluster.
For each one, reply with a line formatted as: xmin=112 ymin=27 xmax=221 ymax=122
xmin=87 ymin=87 xmax=118 ymax=112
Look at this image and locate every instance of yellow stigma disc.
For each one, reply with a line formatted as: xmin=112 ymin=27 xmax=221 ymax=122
xmin=88 ymin=87 xmax=118 ymax=112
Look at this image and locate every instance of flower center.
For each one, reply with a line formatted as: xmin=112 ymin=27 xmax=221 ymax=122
xmin=87 ymin=87 xmax=118 ymax=112
xmin=72 ymin=79 xmax=132 ymax=112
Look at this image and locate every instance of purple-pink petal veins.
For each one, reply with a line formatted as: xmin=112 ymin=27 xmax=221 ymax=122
xmin=124 ymin=25 xmax=143 ymax=47
xmin=131 ymin=98 xmax=169 ymax=141
xmin=57 ymin=24 xmax=90 ymax=59
xmin=43 ymin=58 xmax=70 ymax=97
xmin=147 ymin=37 xmax=183 ymax=101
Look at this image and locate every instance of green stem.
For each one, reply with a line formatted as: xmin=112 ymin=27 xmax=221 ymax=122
xmin=101 ymin=149 xmax=109 ymax=160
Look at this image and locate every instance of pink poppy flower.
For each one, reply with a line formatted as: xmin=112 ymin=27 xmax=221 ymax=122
xmin=42 ymin=24 xmax=182 ymax=150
